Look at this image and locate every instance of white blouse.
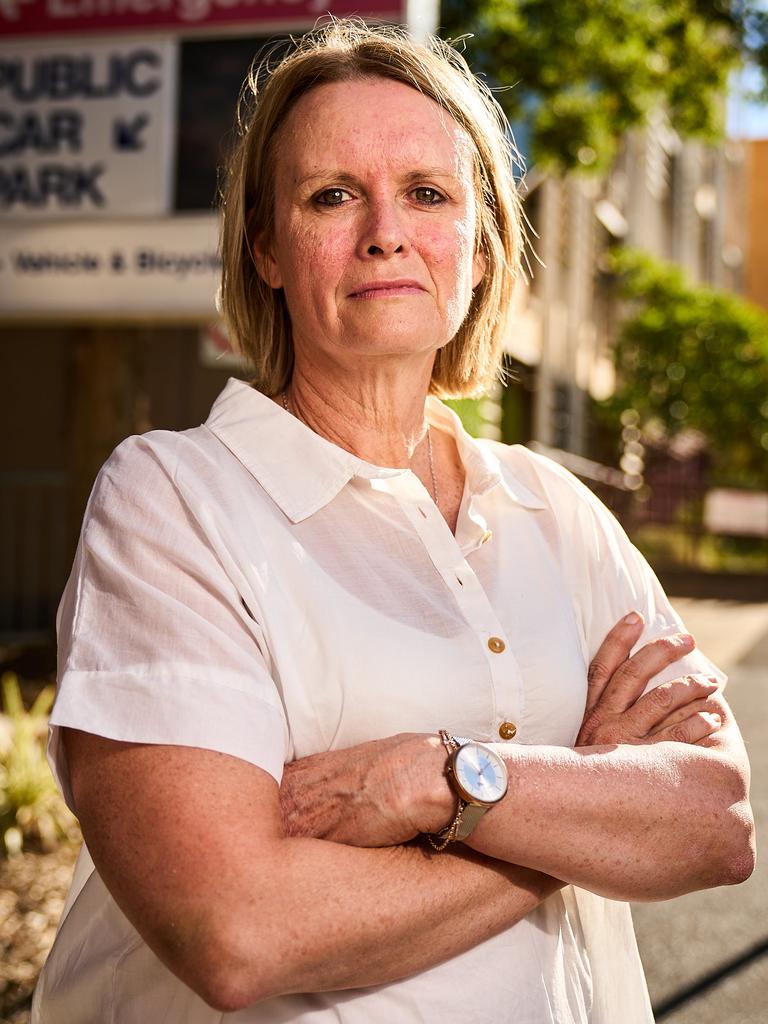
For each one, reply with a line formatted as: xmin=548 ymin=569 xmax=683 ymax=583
xmin=34 ymin=378 xmax=723 ymax=1024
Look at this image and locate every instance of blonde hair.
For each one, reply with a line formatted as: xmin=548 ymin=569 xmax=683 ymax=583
xmin=219 ymin=18 xmax=524 ymax=397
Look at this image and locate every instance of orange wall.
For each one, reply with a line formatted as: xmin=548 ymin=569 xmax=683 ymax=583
xmin=746 ymin=140 xmax=768 ymax=311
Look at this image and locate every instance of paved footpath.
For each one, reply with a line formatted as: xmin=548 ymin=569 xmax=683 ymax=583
xmin=632 ymin=598 xmax=768 ymax=1023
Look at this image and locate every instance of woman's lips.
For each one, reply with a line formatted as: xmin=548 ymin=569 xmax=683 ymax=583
xmin=349 ymin=280 xmax=425 ymax=299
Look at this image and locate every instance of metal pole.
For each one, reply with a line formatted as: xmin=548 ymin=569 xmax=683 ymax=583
xmin=406 ymin=0 xmax=439 ymax=42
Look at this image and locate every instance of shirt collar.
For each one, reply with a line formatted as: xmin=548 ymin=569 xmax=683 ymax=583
xmin=205 ymin=378 xmax=545 ymax=523
xmin=427 ymin=399 xmax=546 ymax=511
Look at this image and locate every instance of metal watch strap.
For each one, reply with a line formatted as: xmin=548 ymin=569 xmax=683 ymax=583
xmin=425 ymin=731 xmax=481 ymax=851
xmin=452 ymin=801 xmax=488 ymax=842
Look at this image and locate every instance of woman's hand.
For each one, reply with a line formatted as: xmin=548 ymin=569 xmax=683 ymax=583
xmin=280 ymin=731 xmax=446 ymax=846
xmin=577 ymin=612 xmax=722 ymax=747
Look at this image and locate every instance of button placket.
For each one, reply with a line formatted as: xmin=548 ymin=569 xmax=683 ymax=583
xmin=389 ymin=480 xmax=527 ymax=737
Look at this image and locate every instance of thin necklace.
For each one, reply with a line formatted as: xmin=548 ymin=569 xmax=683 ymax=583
xmin=426 ymin=426 xmax=440 ymax=510
xmin=282 ymin=389 xmax=440 ymax=510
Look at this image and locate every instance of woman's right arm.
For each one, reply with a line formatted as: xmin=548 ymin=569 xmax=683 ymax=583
xmin=64 ymin=727 xmax=562 ymax=1013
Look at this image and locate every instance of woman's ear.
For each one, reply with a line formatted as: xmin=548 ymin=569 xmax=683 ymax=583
xmin=472 ymin=247 xmax=486 ymax=289
xmin=252 ymin=232 xmax=283 ymax=289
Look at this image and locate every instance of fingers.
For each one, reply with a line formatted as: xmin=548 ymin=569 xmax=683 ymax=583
xmin=595 ymin=632 xmax=696 ymax=716
xmin=586 ymin=611 xmax=645 ymax=716
xmin=625 ymin=675 xmax=719 ymax=736
xmin=648 ymin=692 xmax=727 ymax=734
xmin=650 ymin=709 xmax=722 ymax=745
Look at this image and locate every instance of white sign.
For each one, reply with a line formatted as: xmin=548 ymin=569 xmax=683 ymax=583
xmin=704 ymin=488 xmax=768 ymax=539
xmin=0 ymin=214 xmax=221 ymax=316
xmin=0 ymin=37 xmax=177 ymax=218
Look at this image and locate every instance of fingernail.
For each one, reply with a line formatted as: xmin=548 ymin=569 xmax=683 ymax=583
xmin=678 ymin=633 xmax=695 ymax=647
xmin=623 ymin=611 xmax=642 ymax=625
xmin=705 ymin=712 xmax=722 ymax=727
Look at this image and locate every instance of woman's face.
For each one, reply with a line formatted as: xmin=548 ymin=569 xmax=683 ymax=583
xmin=256 ymin=76 xmax=485 ymax=371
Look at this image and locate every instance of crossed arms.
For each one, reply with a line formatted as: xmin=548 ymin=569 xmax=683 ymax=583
xmin=64 ymin=613 xmax=755 ymax=1012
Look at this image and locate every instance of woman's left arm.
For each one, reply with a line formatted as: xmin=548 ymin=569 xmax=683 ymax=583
xmin=463 ymin=697 xmax=752 ymax=902
xmin=458 ymin=615 xmax=755 ymax=902
xmin=282 ymin=618 xmax=755 ymax=903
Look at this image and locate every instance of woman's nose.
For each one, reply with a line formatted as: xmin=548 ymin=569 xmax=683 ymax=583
xmin=359 ymin=201 xmax=410 ymax=258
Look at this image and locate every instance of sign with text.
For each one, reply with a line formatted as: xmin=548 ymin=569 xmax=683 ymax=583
xmin=0 ymin=38 xmax=177 ymax=218
xmin=0 ymin=0 xmax=403 ymax=37
xmin=0 ymin=214 xmax=221 ymax=315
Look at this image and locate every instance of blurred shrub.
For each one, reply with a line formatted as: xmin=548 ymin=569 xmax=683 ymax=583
xmin=444 ymin=397 xmax=486 ymax=437
xmin=632 ymin=524 xmax=768 ymax=573
xmin=0 ymin=672 xmax=78 ymax=856
xmin=600 ymin=248 xmax=768 ymax=488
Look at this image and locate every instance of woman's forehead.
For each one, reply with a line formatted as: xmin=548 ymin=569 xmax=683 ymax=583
xmin=276 ymin=77 xmax=475 ymax=180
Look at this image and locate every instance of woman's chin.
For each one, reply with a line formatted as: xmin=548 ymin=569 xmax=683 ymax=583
xmin=333 ymin=334 xmax=447 ymax=362
xmin=331 ymin=315 xmax=455 ymax=360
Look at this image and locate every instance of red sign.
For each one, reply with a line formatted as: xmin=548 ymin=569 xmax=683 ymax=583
xmin=0 ymin=0 xmax=404 ymax=38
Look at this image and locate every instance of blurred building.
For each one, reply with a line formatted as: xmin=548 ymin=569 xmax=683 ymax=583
xmin=510 ymin=118 xmax=746 ymax=461
xmin=742 ymin=138 xmax=768 ymax=312
xmin=0 ymin=1 xmax=419 ymax=643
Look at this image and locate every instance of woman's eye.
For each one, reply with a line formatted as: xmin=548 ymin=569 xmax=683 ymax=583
xmin=412 ymin=187 xmax=445 ymax=205
xmin=314 ymin=188 xmax=352 ymax=207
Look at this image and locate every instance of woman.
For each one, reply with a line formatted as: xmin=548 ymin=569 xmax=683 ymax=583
xmin=34 ymin=21 xmax=753 ymax=1024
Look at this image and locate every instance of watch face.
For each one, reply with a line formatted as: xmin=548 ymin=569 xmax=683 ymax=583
xmin=453 ymin=742 xmax=508 ymax=806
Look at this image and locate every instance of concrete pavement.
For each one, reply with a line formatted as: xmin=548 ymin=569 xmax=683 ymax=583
xmin=632 ymin=598 xmax=768 ymax=1023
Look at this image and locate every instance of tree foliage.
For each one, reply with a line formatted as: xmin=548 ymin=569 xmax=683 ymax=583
xmin=601 ymin=248 xmax=768 ymax=486
xmin=440 ymin=0 xmax=768 ymax=172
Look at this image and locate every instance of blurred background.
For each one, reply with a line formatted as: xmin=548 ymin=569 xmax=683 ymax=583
xmin=0 ymin=1 xmax=766 ymax=1022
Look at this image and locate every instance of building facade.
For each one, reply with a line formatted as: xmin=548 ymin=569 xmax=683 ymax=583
xmin=508 ymin=116 xmax=745 ymax=463
xmin=0 ymin=2 xmax=415 ymax=643
xmin=742 ymin=138 xmax=768 ymax=312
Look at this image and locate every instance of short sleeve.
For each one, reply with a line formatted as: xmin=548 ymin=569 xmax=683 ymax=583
xmin=524 ymin=452 xmax=726 ymax=691
xmin=49 ymin=434 xmax=289 ymax=812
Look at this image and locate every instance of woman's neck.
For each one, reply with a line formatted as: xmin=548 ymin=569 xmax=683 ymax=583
xmin=280 ymin=349 xmax=467 ymax=535
xmin=284 ymin=354 xmax=436 ymax=468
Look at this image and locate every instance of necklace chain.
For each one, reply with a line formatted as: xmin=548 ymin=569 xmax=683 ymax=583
xmin=281 ymin=389 xmax=439 ymax=510
xmin=426 ymin=426 xmax=439 ymax=510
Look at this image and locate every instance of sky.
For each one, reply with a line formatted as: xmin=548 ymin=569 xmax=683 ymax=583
xmin=727 ymin=66 xmax=768 ymax=138
xmin=727 ymin=0 xmax=768 ymax=140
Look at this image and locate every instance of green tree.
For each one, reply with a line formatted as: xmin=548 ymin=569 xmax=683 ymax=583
xmin=600 ymin=248 xmax=768 ymax=487
xmin=440 ymin=0 xmax=768 ymax=172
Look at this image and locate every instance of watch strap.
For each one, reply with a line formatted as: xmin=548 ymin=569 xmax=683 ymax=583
xmin=439 ymin=730 xmax=471 ymax=751
xmin=426 ymin=731 xmax=493 ymax=850
xmin=425 ymin=797 xmax=467 ymax=851
xmin=453 ymin=801 xmax=490 ymax=841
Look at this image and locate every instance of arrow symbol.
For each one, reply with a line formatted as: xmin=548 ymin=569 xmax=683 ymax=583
xmin=113 ymin=114 xmax=149 ymax=151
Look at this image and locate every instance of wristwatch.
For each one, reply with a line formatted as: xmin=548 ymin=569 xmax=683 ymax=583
xmin=426 ymin=731 xmax=509 ymax=851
